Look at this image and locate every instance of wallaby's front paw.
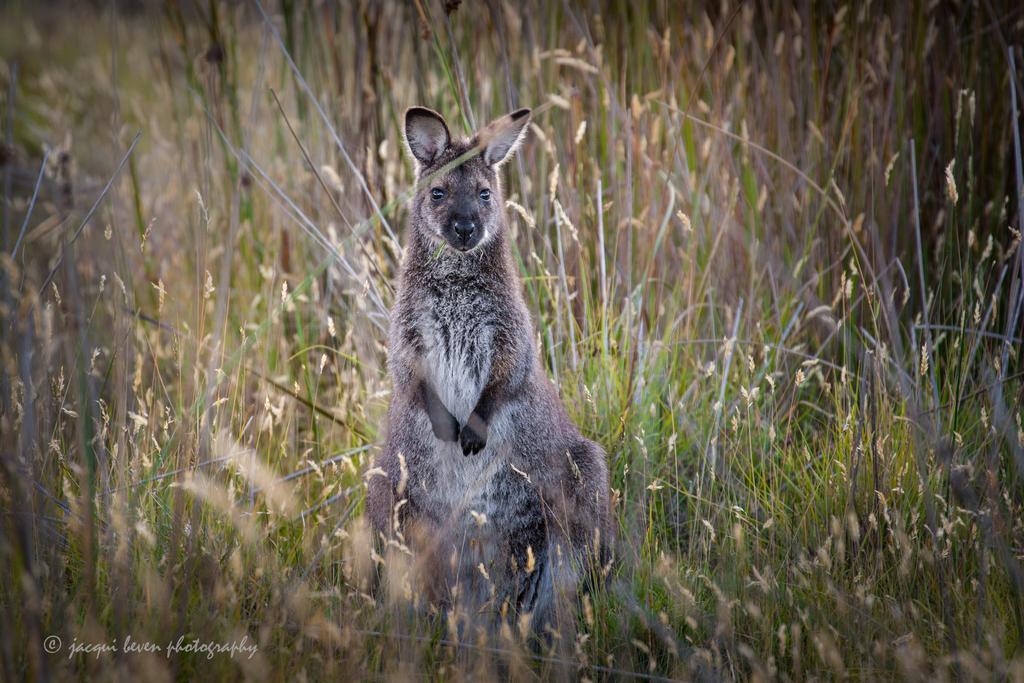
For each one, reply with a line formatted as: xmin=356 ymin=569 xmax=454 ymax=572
xmin=460 ymin=425 xmax=486 ymax=455
xmin=432 ymin=411 xmax=461 ymax=442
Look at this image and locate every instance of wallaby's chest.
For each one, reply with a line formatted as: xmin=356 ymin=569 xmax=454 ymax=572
xmin=416 ymin=288 xmax=497 ymax=421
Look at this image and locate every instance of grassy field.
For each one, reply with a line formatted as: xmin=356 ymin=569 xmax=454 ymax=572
xmin=1 ymin=1 xmax=1023 ymax=680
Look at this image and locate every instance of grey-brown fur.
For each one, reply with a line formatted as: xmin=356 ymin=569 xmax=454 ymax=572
xmin=366 ymin=107 xmax=611 ymax=631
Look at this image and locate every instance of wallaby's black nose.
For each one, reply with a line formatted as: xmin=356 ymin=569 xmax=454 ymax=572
xmin=452 ymin=217 xmax=476 ymax=242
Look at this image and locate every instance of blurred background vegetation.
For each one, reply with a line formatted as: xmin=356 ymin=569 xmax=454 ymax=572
xmin=1 ymin=1 xmax=1023 ymax=680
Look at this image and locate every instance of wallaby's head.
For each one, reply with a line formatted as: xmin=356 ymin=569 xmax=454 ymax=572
xmin=403 ymin=106 xmax=531 ymax=253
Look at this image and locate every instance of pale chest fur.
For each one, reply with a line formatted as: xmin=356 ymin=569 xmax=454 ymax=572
xmin=416 ymin=289 xmax=496 ymax=423
xmin=410 ymin=286 xmax=521 ymax=524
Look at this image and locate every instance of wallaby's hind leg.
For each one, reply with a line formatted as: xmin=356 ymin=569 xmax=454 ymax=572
xmin=566 ymin=437 xmax=613 ymax=577
xmin=366 ymin=438 xmax=457 ymax=611
xmin=365 ymin=444 xmax=400 ymax=538
xmin=508 ymin=436 xmax=611 ymax=647
xmin=515 ymin=537 xmax=580 ymax=659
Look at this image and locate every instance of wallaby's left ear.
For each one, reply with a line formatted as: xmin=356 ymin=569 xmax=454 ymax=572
xmin=405 ymin=106 xmax=451 ymax=167
xmin=479 ymin=108 xmax=531 ymax=166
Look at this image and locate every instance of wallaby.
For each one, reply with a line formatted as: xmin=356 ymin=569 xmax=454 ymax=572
xmin=366 ymin=106 xmax=611 ymax=635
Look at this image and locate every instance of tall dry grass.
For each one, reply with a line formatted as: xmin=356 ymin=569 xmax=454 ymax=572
xmin=1 ymin=1 xmax=1023 ymax=680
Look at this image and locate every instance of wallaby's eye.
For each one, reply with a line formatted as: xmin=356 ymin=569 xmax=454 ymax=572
xmin=430 ymin=188 xmax=445 ymax=201
xmin=479 ymin=188 xmax=491 ymax=202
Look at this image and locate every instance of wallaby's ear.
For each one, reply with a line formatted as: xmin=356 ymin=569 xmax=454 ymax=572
xmin=479 ymin=108 xmax=531 ymax=167
xmin=404 ymin=107 xmax=451 ymax=166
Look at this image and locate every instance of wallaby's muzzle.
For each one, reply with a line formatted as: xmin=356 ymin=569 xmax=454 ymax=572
xmin=445 ymin=212 xmax=483 ymax=251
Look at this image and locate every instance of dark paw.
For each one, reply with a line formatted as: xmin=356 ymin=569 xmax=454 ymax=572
xmin=421 ymin=379 xmax=460 ymax=442
xmin=431 ymin=411 xmax=461 ymax=442
xmin=460 ymin=423 xmax=487 ymax=456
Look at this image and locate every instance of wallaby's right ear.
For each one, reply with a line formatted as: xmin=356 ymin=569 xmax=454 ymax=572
xmin=404 ymin=107 xmax=450 ymax=167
